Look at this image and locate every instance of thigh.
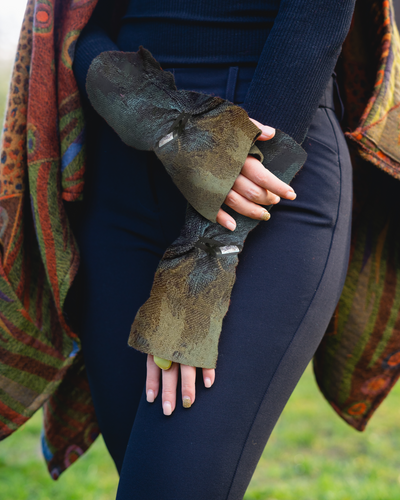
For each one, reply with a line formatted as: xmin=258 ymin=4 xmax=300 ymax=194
xmin=63 ymin=118 xmax=188 ymax=472
xmin=115 ymin=106 xmax=353 ymax=500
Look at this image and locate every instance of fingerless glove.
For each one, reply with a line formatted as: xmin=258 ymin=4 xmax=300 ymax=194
xmin=85 ymin=46 xmax=307 ymax=368
xmin=129 ymin=132 xmax=307 ymax=368
xmin=86 ymin=46 xmax=263 ymax=222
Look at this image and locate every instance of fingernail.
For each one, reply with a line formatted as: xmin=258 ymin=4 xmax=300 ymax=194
xmin=286 ymin=190 xmax=297 ymax=200
xmin=163 ymin=401 xmax=172 ymax=416
xmin=204 ymin=377 xmax=212 ymax=388
xmin=273 ymin=195 xmax=281 ymax=204
xmin=147 ymin=390 xmax=155 ymax=403
xmin=226 ymin=220 xmax=236 ymax=231
xmin=154 ymin=356 xmax=172 ymax=370
xmin=182 ymin=396 xmax=192 ymax=408
xmin=261 ymin=126 xmax=275 ymax=137
xmin=261 ymin=210 xmax=271 ymax=221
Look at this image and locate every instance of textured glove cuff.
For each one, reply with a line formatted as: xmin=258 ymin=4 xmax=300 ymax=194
xmin=128 ymin=131 xmax=307 ymax=369
xmin=86 ymin=46 xmax=262 ymax=222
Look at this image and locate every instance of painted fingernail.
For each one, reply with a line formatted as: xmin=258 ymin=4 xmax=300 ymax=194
xmin=226 ymin=220 xmax=236 ymax=231
xmin=286 ymin=190 xmax=297 ymax=200
xmin=261 ymin=210 xmax=271 ymax=221
xmin=204 ymin=377 xmax=212 ymax=388
xmin=154 ymin=356 xmax=172 ymax=370
xmin=147 ymin=390 xmax=155 ymax=403
xmin=182 ymin=397 xmax=192 ymax=408
xmin=163 ymin=401 xmax=172 ymax=416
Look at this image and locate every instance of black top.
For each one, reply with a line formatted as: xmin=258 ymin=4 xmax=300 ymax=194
xmin=73 ymin=0 xmax=356 ymax=143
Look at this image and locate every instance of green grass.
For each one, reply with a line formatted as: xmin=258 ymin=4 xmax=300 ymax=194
xmin=1 ymin=60 xmax=400 ymax=499
xmin=245 ymin=363 xmax=400 ymax=500
xmin=0 ymin=408 xmax=118 ymax=500
xmin=1 ymin=364 xmax=400 ymax=500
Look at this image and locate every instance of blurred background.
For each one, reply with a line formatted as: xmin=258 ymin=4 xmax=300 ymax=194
xmin=1 ymin=1 xmax=400 ymax=499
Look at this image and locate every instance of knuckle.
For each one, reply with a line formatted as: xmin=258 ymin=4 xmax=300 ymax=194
xmin=249 ymin=208 xmax=260 ymax=219
xmin=226 ymin=193 xmax=238 ymax=205
xmin=245 ymin=187 xmax=260 ymax=201
xmin=163 ymin=389 xmax=176 ymax=398
xmin=182 ymin=382 xmax=195 ymax=392
xmin=253 ymin=172 xmax=267 ymax=187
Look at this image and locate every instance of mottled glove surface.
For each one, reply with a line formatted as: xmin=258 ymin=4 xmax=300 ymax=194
xmin=129 ymin=132 xmax=307 ymax=368
xmin=86 ymin=46 xmax=307 ymax=369
xmin=86 ymin=46 xmax=263 ymax=222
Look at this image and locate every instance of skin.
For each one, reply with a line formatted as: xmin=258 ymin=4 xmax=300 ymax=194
xmin=146 ymin=118 xmax=297 ymax=415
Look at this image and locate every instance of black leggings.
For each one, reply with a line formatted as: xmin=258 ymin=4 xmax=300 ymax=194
xmin=64 ymin=66 xmax=352 ymax=500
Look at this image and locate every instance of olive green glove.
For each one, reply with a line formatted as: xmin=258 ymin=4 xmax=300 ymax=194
xmin=86 ymin=46 xmax=263 ymax=222
xmin=129 ymin=131 xmax=307 ymax=369
xmin=86 ymin=46 xmax=307 ymax=369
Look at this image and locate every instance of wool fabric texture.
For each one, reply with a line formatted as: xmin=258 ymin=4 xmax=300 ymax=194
xmin=86 ymin=47 xmax=263 ymax=222
xmin=115 ymin=0 xmax=357 ymax=143
xmin=86 ymin=47 xmax=306 ymax=367
xmin=0 ymin=0 xmax=400 ymax=481
xmin=129 ymin=133 xmax=305 ymax=368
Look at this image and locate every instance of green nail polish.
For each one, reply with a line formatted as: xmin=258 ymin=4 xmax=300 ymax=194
xmin=154 ymin=356 xmax=172 ymax=370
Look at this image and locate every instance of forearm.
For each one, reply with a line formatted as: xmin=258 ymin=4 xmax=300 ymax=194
xmin=72 ymin=0 xmax=119 ymax=102
xmin=241 ymin=0 xmax=356 ymax=143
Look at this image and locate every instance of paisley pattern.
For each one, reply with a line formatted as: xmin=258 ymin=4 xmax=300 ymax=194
xmin=313 ymin=0 xmax=400 ymax=431
xmin=0 ymin=0 xmax=98 ymax=481
xmin=33 ymin=0 xmax=53 ymax=35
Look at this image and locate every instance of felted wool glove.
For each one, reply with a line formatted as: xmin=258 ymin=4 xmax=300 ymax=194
xmin=86 ymin=46 xmax=307 ymax=368
xmin=128 ymin=131 xmax=307 ymax=368
xmin=86 ymin=46 xmax=264 ymax=222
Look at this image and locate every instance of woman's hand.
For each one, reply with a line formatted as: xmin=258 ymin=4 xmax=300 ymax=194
xmin=145 ymin=119 xmax=296 ymax=414
xmin=146 ymin=355 xmax=215 ymax=415
xmin=216 ymin=118 xmax=297 ymax=231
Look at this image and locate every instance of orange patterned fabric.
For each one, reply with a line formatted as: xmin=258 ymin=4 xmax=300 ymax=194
xmin=0 ymin=0 xmax=100 ymax=480
xmin=313 ymin=0 xmax=400 ymax=431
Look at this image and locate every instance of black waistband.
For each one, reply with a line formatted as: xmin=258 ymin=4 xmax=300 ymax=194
xmin=319 ymin=75 xmax=336 ymax=111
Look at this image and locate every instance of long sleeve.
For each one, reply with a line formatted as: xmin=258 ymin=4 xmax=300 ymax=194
xmin=72 ymin=0 xmax=119 ymax=102
xmin=73 ymin=0 xmax=357 ymax=143
xmin=240 ymin=0 xmax=356 ymax=144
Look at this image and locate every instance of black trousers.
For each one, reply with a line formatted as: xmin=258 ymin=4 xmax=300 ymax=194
xmin=64 ymin=66 xmax=353 ymax=500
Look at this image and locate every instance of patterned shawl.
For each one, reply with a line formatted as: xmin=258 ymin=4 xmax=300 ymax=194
xmin=0 ymin=0 xmax=399 ymax=479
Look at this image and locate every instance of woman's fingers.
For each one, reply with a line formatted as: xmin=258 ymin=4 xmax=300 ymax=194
xmin=146 ymin=358 xmax=216 ymax=414
xmin=248 ymin=118 xmax=275 ymax=141
xmin=223 ymin=189 xmax=273 ymax=222
xmin=180 ymin=365 xmax=197 ymax=408
xmin=179 ymin=366 xmax=216 ymax=408
xmin=216 ymin=208 xmax=237 ymax=231
xmin=217 ymin=153 xmax=297 ymax=230
xmin=241 ymin=156 xmax=296 ymax=200
xmin=232 ymin=173 xmax=281 ymax=206
xmin=162 ymin=362 xmax=179 ymax=416
xmin=146 ymin=354 xmax=161 ymax=403
xmin=202 ymin=368 xmax=215 ymax=388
